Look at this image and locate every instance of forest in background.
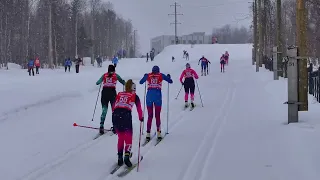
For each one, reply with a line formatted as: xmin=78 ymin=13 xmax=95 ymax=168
xmin=0 ymin=0 xmax=138 ymax=69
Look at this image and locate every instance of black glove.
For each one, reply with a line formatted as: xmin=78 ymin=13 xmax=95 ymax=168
xmin=181 ymin=82 xmax=184 ymax=86
xmin=139 ymin=117 xmax=144 ymax=122
xmin=111 ymin=127 xmax=116 ymax=134
xmin=167 ymin=74 xmax=171 ymax=78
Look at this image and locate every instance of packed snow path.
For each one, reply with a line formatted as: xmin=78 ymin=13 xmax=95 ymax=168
xmin=0 ymin=44 xmax=319 ymax=180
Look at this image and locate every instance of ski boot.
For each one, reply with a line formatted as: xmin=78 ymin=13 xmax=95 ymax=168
xmin=184 ymin=101 xmax=189 ymax=108
xmin=191 ymin=102 xmax=195 ymax=108
xmin=124 ymin=152 xmax=133 ymax=167
xmin=99 ymin=126 xmax=104 ymax=135
xmin=145 ymin=132 xmax=151 ymax=141
xmin=117 ymin=152 xmax=123 ymax=166
xmin=157 ymin=131 xmax=162 ymax=141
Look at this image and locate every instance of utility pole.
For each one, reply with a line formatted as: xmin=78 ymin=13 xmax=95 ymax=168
xmin=253 ymin=0 xmax=258 ymax=71
xmin=296 ymin=0 xmax=308 ymax=111
xmin=169 ymin=2 xmax=183 ymax=44
xmin=276 ymin=0 xmax=283 ymax=77
xmin=133 ymin=30 xmax=137 ymax=58
xmin=258 ymin=0 xmax=263 ymax=68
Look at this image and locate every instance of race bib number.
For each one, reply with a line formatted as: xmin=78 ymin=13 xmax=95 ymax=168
xmin=119 ymin=96 xmax=128 ymax=103
xmin=106 ymin=78 xmax=113 ymax=83
xmin=150 ymin=78 xmax=158 ymax=84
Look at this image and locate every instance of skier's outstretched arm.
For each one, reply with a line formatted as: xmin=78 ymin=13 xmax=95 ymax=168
xmin=134 ymin=94 xmax=143 ymax=120
xmin=96 ymin=75 xmax=104 ymax=85
xmin=161 ymin=73 xmax=173 ymax=84
xmin=139 ymin=74 xmax=148 ymax=84
xmin=116 ymin=73 xmax=126 ymax=85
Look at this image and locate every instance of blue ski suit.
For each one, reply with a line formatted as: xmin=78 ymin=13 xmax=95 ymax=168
xmin=139 ymin=72 xmax=172 ymax=106
xmin=112 ymin=57 xmax=119 ymax=66
xmin=139 ymin=65 xmax=173 ymax=133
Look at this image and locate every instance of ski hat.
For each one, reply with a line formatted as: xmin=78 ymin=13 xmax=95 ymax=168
xmin=108 ymin=64 xmax=115 ymax=73
xmin=125 ymin=79 xmax=136 ymax=92
xmin=152 ymin=65 xmax=160 ymax=73
xmin=186 ymin=63 xmax=191 ymax=68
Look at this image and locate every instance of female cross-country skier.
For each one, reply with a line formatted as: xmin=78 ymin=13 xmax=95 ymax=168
xmin=220 ymin=54 xmax=226 ymax=72
xmin=96 ymin=64 xmax=125 ymax=135
xmin=112 ymin=79 xmax=143 ymax=167
xmin=224 ymin=51 xmax=229 ymax=65
xmin=179 ymin=63 xmax=199 ymax=108
xmin=139 ymin=65 xmax=173 ymax=141
xmin=198 ymin=56 xmax=210 ymax=76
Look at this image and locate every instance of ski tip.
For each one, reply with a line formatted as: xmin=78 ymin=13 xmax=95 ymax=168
xmin=73 ymin=122 xmax=77 ymax=126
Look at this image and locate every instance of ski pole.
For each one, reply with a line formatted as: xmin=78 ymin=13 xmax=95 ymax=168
xmin=195 ymin=80 xmax=204 ymax=107
xmin=175 ymin=85 xmax=183 ymax=99
xmin=166 ymin=83 xmax=170 ymax=134
xmin=137 ymin=121 xmax=143 ymax=172
xmin=73 ymin=122 xmax=111 ymax=131
xmin=92 ymin=84 xmax=102 ymax=121
xmin=142 ymin=83 xmax=147 ymax=135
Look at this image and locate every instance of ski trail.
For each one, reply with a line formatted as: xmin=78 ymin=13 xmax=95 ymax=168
xmin=18 ymin=135 xmax=109 ymax=180
xmin=179 ymin=87 xmax=234 ymax=180
xmin=197 ymin=88 xmax=236 ymax=180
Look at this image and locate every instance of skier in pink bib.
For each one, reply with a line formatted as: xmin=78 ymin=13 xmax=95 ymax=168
xmin=179 ymin=63 xmax=199 ymax=108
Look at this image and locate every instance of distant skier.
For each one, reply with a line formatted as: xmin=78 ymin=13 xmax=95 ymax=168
xmin=74 ymin=57 xmax=82 ymax=73
xmin=183 ymin=50 xmax=186 ymax=58
xmin=185 ymin=52 xmax=189 ymax=60
xmin=198 ymin=56 xmax=210 ymax=76
xmin=34 ymin=58 xmax=40 ymax=74
xmin=139 ymin=65 xmax=173 ymax=141
xmin=27 ymin=59 xmax=34 ymax=76
xmin=96 ymin=56 xmax=102 ymax=67
xmin=112 ymin=79 xmax=143 ymax=167
xmin=179 ymin=63 xmax=199 ymax=109
xmin=224 ymin=51 xmax=229 ymax=65
xmin=96 ymin=64 xmax=125 ymax=135
xmin=220 ymin=54 xmax=226 ymax=72
xmin=146 ymin=53 xmax=149 ymax=62
xmin=172 ymin=56 xmax=175 ymax=62
xmin=112 ymin=56 xmax=119 ymax=67
xmin=64 ymin=58 xmax=72 ymax=72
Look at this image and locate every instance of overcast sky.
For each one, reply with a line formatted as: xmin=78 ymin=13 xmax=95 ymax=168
xmin=107 ymin=0 xmax=252 ymax=53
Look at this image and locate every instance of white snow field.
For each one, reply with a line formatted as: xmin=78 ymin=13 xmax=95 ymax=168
xmin=1 ymin=44 xmax=319 ymax=180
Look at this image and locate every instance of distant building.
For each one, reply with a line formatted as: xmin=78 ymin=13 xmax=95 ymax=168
xmin=150 ymin=32 xmax=213 ymax=54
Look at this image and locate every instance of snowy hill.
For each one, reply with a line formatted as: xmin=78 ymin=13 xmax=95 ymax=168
xmin=0 ymin=44 xmax=319 ymax=180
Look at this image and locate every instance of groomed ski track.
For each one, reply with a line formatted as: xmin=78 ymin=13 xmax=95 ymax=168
xmin=1 ymin=44 xmax=319 ymax=180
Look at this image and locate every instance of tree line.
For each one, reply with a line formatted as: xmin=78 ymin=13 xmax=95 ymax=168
xmin=250 ymin=0 xmax=320 ymax=63
xmin=0 ymin=0 xmax=138 ymax=69
xmin=212 ymin=25 xmax=252 ymax=44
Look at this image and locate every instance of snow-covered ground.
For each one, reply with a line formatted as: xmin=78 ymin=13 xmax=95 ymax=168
xmin=0 ymin=44 xmax=319 ymax=180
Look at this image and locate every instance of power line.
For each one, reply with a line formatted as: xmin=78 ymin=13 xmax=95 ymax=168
xmin=168 ymin=2 xmax=183 ymax=44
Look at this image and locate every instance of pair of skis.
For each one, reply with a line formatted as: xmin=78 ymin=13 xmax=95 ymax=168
xmin=110 ymin=135 xmax=165 ymax=177
xmin=93 ymin=129 xmax=115 ymax=140
xmin=184 ymin=104 xmax=196 ymax=111
xmin=109 ymin=156 xmax=144 ymax=177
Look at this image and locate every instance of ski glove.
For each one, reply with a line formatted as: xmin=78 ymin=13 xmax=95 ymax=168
xmin=167 ymin=74 xmax=171 ymax=78
xmin=181 ymin=82 xmax=184 ymax=86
